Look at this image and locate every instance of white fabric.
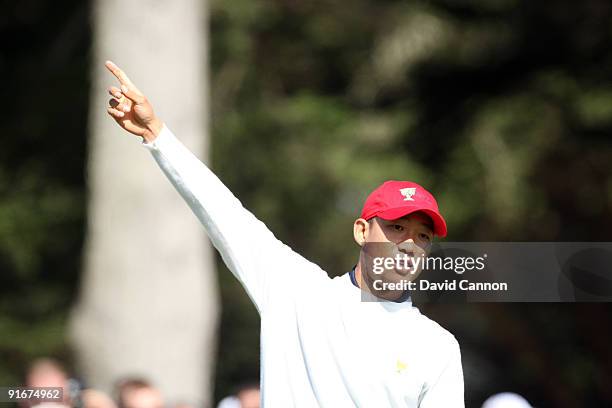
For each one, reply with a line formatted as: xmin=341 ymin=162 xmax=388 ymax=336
xmin=144 ymin=126 xmax=465 ymax=407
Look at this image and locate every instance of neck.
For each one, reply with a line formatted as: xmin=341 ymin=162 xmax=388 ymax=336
xmin=353 ymin=260 xmax=408 ymax=303
xmin=353 ymin=262 xmax=365 ymax=290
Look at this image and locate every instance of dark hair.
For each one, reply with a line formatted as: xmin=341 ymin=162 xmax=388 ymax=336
xmin=233 ymin=381 xmax=260 ymax=395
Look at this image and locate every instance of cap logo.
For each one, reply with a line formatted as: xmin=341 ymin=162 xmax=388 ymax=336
xmin=399 ymin=187 xmax=416 ymax=201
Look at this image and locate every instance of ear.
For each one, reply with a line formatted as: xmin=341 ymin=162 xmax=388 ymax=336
xmin=353 ymin=218 xmax=370 ymax=247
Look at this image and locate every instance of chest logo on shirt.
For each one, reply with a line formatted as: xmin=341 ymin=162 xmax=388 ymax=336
xmin=396 ymin=359 xmax=408 ymax=374
xmin=399 ymin=187 xmax=416 ymax=201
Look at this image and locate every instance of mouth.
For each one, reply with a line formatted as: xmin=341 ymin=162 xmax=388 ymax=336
xmin=395 ymin=262 xmax=413 ymax=276
xmin=396 ymin=252 xmax=417 ymax=276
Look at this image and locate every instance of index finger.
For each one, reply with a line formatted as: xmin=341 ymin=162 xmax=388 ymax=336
xmin=105 ymin=60 xmax=136 ymax=88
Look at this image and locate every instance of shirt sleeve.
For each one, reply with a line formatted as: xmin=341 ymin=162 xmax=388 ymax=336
xmin=418 ymin=337 xmax=465 ymax=408
xmin=143 ymin=125 xmax=328 ymax=314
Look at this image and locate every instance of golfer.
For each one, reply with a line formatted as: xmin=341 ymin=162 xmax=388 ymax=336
xmin=105 ymin=61 xmax=464 ymax=407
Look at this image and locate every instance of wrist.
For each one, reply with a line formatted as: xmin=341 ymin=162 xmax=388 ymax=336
xmin=144 ymin=118 xmax=164 ymax=143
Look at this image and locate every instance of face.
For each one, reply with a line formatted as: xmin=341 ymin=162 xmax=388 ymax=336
xmin=121 ymin=388 xmax=163 ymax=408
xmin=354 ymin=212 xmax=434 ymax=300
xmin=26 ymin=360 xmax=70 ymax=406
xmin=81 ymin=389 xmax=117 ymax=408
xmin=237 ymin=388 xmax=260 ymax=408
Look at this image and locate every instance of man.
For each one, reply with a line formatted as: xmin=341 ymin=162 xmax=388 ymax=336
xmin=80 ymin=389 xmax=117 ymax=408
xmin=217 ymin=382 xmax=261 ymax=408
xmin=115 ymin=378 xmax=164 ymax=408
xmin=105 ymin=61 xmax=464 ymax=407
xmin=24 ymin=358 xmax=71 ymax=408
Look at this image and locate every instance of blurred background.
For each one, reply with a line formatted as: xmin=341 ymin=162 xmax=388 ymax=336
xmin=1 ymin=0 xmax=612 ymax=407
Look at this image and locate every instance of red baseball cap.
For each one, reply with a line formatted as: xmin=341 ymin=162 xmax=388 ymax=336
xmin=360 ymin=180 xmax=447 ymax=237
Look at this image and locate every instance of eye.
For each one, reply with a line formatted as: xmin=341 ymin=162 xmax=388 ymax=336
xmin=419 ymin=233 xmax=431 ymax=242
xmin=393 ymin=224 xmax=404 ymax=232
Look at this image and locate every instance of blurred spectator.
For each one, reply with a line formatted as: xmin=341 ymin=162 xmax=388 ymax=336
xmin=216 ymin=383 xmax=260 ymax=408
xmin=24 ymin=358 xmax=70 ymax=408
xmin=236 ymin=383 xmax=259 ymax=408
xmin=115 ymin=378 xmax=164 ymax=408
xmin=26 ymin=358 xmax=68 ymax=391
xmin=482 ymin=392 xmax=533 ymax=408
xmin=81 ymin=389 xmax=117 ymax=408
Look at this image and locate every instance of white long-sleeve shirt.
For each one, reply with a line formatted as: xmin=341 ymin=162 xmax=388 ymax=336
xmin=144 ymin=126 xmax=465 ymax=408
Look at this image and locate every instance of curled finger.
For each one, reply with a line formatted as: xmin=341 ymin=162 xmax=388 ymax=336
xmin=107 ymin=106 xmax=125 ymax=118
xmin=108 ymin=86 xmax=123 ymax=99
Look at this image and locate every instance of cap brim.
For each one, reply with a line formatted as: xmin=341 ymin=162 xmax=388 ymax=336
xmin=376 ymin=207 xmax=447 ymax=238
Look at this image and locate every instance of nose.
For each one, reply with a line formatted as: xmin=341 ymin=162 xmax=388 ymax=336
xmin=397 ymin=239 xmax=416 ymax=256
xmin=398 ymin=238 xmax=427 ymax=256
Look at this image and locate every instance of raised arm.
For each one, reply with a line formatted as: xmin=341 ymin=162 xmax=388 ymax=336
xmin=105 ymin=61 xmax=327 ymax=313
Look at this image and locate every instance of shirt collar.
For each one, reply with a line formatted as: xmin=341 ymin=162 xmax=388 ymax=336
xmin=348 ymin=267 xmax=412 ymax=304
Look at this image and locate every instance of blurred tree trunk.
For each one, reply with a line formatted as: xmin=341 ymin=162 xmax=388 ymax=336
xmin=70 ymin=0 xmax=217 ymax=406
